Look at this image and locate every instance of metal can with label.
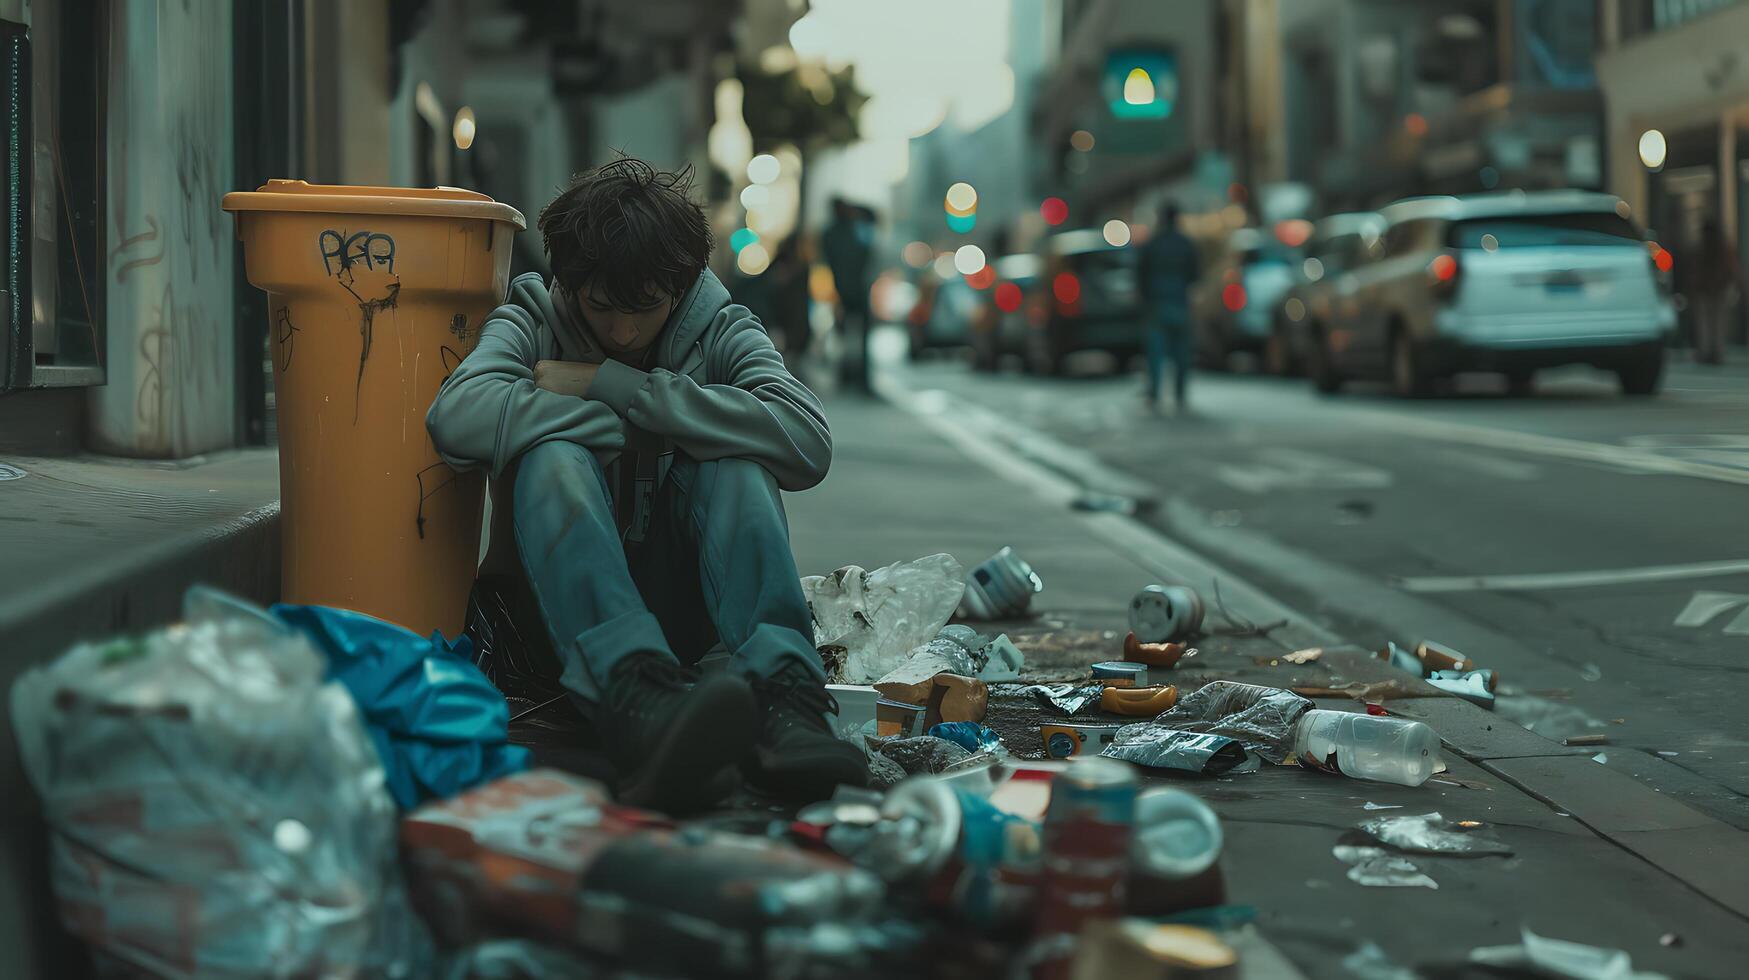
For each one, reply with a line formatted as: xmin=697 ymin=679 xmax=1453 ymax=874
xmin=1031 ymin=757 xmax=1138 ymax=979
xmin=1129 ymin=584 xmax=1205 ymax=644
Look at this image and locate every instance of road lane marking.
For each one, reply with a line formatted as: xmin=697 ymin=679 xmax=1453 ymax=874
xmin=1338 ymin=409 xmax=1749 ymax=487
xmin=1673 ymin=591 xmax=1749 ymax=634
xmin=1399 ymin=559 xmax=1749 ymax=594
xmin=1215 ymin=448 xmax=1394 ymax=494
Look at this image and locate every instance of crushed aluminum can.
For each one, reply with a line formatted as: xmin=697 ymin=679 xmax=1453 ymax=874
xmin=1129 ymin=584 xmax=1205 ymax=644
xmin=1131 ymin=789 xmax=1223 ymax=881
xmin=960 ymin=547 xmax=1044 ymax=620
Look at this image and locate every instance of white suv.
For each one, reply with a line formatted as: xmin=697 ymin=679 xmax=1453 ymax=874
xmin=1307 ymin=191 xmax=1676 ymax=397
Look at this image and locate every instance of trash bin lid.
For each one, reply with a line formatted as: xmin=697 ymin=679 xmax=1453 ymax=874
xmin=222 ymin=179 xmax=526 ymax=229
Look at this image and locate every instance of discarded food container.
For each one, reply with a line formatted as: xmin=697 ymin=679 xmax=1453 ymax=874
xmin=876 ymin=697 xmax=927 ymax=737
xmin=1071 ymin=920 xmax=1238 ymax=979
xmin=1100 ymin=685 xmax=1179 ymax=717
xmin=1041 ymin=722 xmax=1125 ymax=759
xmin=828 ymin=683 xmax=881 ymax=737
xmin=1092 ymin=660 xmax=1149 ymax=688
xmin=1034 ymin=757 xmax=1138 ymax=980
xmin=1129 ymin=585 xmax=1205 ymax=644
xmin=1426 ymin=669 xmax=1496 ymax=708
xmin=1415 ymin=640 xmax=1477 ymax=674
xmin=1122 ymin=632 xmax=1192 ymax=669
xmin=223 ymin=181 xmax=525 ymax=637
xmin=960 ymin=546 xmax=1045 ymax=620
xmin=1292 ymin=709 xmax=1442 ymax=787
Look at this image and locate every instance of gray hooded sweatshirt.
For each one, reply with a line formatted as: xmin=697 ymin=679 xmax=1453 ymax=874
xmin=425 ymin=268 xmax=831 ymax=569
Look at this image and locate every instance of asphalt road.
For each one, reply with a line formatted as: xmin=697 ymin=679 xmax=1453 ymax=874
xmin=887 ymin=345 xmax=1749 ymax=813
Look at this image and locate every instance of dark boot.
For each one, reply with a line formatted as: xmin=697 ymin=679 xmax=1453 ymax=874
xmin=747 ymin=663 xmax=870 ymax=801
xmin=600 ymin=655 xmax=756 ymax=814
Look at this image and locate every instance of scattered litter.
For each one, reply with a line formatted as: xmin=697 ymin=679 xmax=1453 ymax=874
xmin=875 ymin=697 xmax=926 ymax=738
xmin=1294 ymin=679 xmax=1417 ymax=702
xmin=1040 ymin=721 xmax=1124 ymax=758
xmin=878 ymin=735 xmax=972 ymax=774
xmin=1359 ymin=811 xmax=1513 ymax=856
xmin=1415 ymin=640 xmax=1478 ymax=674
xmin=1100 ymin=725 xmax=1248 ymax=775
xmin=959 ymin=546 xmax=1043 ymax=620
xmin=867 ymin=749 xmax=907 ymax=789
xmin=1129 ymin=584 xmax=1205 ymax=643
xmin=1580 ymin=663 xmax=1603 ymax=682
xmin=1377 ymin=642 xmax=1424 ymax=675
xmin=1495 ymin=692 xmax=1608 ymax=740
xmin=928 ymin=722 xmax=1004 ymax=756
xmin=1122 ymin=631 xmax=1194 ymax=669
xmin=1656 ymin=750 xmax=1679 ymax=757
xmin=1592 ymin=753 xmax=1609 ymax=765
xmin=1659 ymin=933 xmax=1682 ymax=948
xmin=1469 ymin=927 xmax=1671 ymax=980
xmin=1342 ymin=941 xmax=1420 ymax=980
xmin=1293 ymin=710 xmax=1443 ymax=787
xmin=1132 ymin=788 xmax=1224 ymax=880
xmin=271 ymin=600 xmax=530 ymax=811
xmin=976 ymin=632 xmax=1027 ymax=681
xmin=1426 ymin=773 xmax=1493 ymax=791
xmin=1426 ymin=669 xmax=1497 ymax=708
xmin=1070 ymin=491 xmax=1136 ymax=514
xmin=1363 ymin=802 xmax=1404 ymax=810
xmin=1092 ymin=659 xmax=1150 ymax=686
xmin=803 ymin=554 xmax=965 ymax=683
xmin=11 ymin=590 xmax=432 ymax=977
xmin=1023 ymin=682 xmax=1105 ymax=716
xmin=0 ymin=462 xmax=26 ymax=480
xmin=1283 ymin=647 xmax=1324 ymax=664
xmin=1100 ymin=684 xmax=1180 ymax=717
xmin=1151 ymin=680 xmax=1314 ymax=764
xmin=1333 ymin=845 xmax=1438 ymax=889
xmin=1563 ymin=734 xmax=1609 ymax=747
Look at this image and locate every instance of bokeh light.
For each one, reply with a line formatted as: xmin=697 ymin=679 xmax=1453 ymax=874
xmin=729 ymin=227 xmax=760 ymax=254
xmin=945 ymin=182 xmax=979 ymax=215
xmin=1052 ymin=272 xmax=1081 ymax=304
xmin=954 ymin=244 xmax=987 ymax=275
xmin=902 ymin=241 xmax=935 ymax=268
xmin=966 ymin=266 xmax=997 ymax=290
xmin=1041 ymin=197 xmax=1069 ymax=226
xmin=1070 ymin=129 xmax=1096 ymax=152
xmin=1480 ymin=234 xmax=1499 ymax=252
xmin=1285 ymin=297 xmax=1306 ymax=322
xmin=1102 ymin=219 xmax=1131 ymax=247
xmin=1639 ymin=129 xmax=1667 ymax=170
xmin=739 ymin=184 xmax=770 ymax=209
xmin=747 ymin=154 xmax=781 ymax=185
xmin=1122 ymin=67 xmax=1155 ymax=105
xmin=1302 ymin=257 xmax=1324 ymax=281
xmin=995 ymin=281 xmax=1022 ymax=313
xmin=452 ymin=106 xmax=476 ymax=150
xmin=933 ymin=251 xmax=959 ymax=280
xmin=947 ymin=211 xmax=977 ymax=234
xmin=1404 ymin=113 xmax=1429 ymax=137
xmin=1275 ymin=219 xmax=1313 ymax=248
xmin=1221 ymin=282 xmax=1248 ymax=312
xmin=736 ymin=241 xmax=771 ymax=276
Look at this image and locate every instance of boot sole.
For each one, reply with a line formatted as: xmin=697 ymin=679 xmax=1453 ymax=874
xmin=617 ymin=675 xmax=758 ymax=814
xmin=748 ymin=740 xmax=871 ymax=802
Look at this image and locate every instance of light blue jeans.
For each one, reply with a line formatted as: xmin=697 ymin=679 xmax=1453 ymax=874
xmin=511 ymin=441 xmax=823 ymax=709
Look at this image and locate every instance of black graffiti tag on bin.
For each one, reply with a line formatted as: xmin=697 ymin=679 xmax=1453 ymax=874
xmin=275 ymin=307 xmax=301 ymax=372
xmin=319 ymin=229 xmax=397 ymax=276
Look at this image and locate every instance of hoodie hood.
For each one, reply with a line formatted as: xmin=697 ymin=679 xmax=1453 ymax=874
xmin=534 ymin=268 xmax=731 ymax=370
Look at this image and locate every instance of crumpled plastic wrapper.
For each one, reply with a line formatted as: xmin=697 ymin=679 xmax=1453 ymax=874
xmin=1100 ymin=725 xmax=1248 ymax=775
xmin=876 ymin=736 xmax=971 ymax=775
xmin=1469 ymin=927 xmax=1671 ymax=980
xmin=10 ymin=589 xmax=431 ymax=978
xmin=1359 ymin=811 xmax=1513 ymax=856
xmin=1150 ymin=680 xmax=1314 ymax=764
xmin=1333 ymin=845 xmax=1438 ymax=889
xmin=1022 ymin=683 xmax=1105 ymax=717
xmin=803 ymin=554 xmax=966 ymax=683
xmin=867 ymin=751 xmax=908 ymax=789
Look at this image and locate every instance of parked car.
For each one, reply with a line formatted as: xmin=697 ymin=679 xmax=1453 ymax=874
xmin=908 ymin=274 xmax=982 ymax=357
xmin=1307 ymin=191 xmax=1676 ymax=397
xmin=1269 ymin=211 xmax=1384 ymax=376
xmin=1029 ymin=229 xmax=1142 ymax=375
xmin=1192 ymin=228 xmax=1299 ymax=369
xmin=972 ymin=253 xmax=1046 ymax=371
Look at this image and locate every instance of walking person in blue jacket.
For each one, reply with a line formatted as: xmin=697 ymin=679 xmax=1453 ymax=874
xmin=426 ymin=158 xmax=865 ymax=812
xmin=1135 ymin=202 xmax=1201 ymax=411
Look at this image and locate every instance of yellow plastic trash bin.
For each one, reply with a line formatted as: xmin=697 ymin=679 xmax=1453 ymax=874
xmin=223 ymin=180 xmax=525 ymax=636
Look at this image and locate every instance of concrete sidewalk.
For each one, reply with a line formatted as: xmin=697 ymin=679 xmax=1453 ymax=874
xmin=790 ymin=389 xmax=1749 ymax=979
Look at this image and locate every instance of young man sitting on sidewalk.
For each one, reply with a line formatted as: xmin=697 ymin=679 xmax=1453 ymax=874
xmin=426 ymin=157 xmax=864 ymax=812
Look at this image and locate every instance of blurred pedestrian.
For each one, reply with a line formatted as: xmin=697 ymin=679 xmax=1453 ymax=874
xmin=767 ymin=234 xmax=815 ymax=378
xmin=822 ymin=197 xmax=875 ymax=391
xmin=1135 ymin=202 xmax=1201 ymax=410
xmin=1689 ymin=218 xmax=1739 ymax=366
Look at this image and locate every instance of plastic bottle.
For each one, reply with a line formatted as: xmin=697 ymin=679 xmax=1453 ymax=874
xmin=1291 ymin=710 xmax=1442 ymax=787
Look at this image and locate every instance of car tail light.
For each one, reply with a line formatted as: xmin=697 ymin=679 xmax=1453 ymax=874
xmin=1427 ymin=252 xmax=1460 ymax=299
xmin=1221 ymin=282 xmax=1247 ymax=312
xmin=1053 ymin=272 xmax=1082 ymax=314
xmin=1647 ymin=241 xmax=1674 ymax=275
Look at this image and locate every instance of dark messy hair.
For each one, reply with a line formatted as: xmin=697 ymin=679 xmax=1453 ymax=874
xmin=539 ymin=157 xmax=713 ymax=312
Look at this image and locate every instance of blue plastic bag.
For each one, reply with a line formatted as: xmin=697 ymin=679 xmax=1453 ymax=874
xmin=927 ymin=722 xmax=1003 ymax=754
xmin=271 ymin=603 xmax=530 ymax=810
